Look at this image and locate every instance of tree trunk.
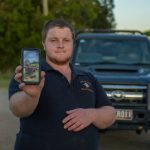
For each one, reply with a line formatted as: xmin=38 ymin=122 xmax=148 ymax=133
xmin=42 ymin=0 xmax=49 ymax=16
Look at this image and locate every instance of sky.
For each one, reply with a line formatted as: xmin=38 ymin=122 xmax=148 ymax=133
xmin=114 ymin=0 xmax=150 ymax=31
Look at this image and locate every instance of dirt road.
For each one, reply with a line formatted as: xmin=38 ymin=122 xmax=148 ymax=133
xmin=0 ymin=89 xmax=149 ymax=150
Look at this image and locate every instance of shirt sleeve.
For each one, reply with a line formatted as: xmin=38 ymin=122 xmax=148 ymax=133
xmin=8 ymin=76 xmax=21 ymax=99
xmin=88 ymin=73 xmax=112 ymax=107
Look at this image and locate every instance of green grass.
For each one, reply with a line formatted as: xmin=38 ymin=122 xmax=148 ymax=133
xmin=0 ymin=72 xmax=13 ymax=89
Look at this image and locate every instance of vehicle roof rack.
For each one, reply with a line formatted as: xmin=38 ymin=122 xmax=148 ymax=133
xmin=76 ymin=29 xmax=144 ymax=35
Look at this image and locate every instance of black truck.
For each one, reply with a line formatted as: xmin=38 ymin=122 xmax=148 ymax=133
xmin=72 ymin=30 xmax=150 ymax=133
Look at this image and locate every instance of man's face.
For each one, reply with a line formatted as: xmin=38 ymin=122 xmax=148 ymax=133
xmin=43 ymin=27 xmax=73 ymax=65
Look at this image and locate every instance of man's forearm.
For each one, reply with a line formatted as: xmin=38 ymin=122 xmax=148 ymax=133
xmin=9 ymin=91 xmax=40 ymax=117
xmin=91 ymin=106 xmax=116 ymax=129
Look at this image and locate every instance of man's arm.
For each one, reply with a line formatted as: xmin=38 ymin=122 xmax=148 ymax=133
xmin=9 ymin=65 xmax=45 ymax=118
xmin=90 ymin=106 xmax=116 ymax=129
xmin=62 ymin=106 xmax=116 ymax=132
xmin=9 ymin=91 xmax=41 ymax=117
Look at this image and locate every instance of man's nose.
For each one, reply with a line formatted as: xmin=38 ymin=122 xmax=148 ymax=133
xmin=58 ymin=41 xmax=64 ymax=48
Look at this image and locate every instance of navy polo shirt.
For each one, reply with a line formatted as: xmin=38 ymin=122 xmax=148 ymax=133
xmin=9 ymin=60 xmax=111 ymax=150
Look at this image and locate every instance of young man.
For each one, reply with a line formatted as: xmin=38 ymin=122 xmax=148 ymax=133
xmin=9 ymin=19 xmax=116 ymax=150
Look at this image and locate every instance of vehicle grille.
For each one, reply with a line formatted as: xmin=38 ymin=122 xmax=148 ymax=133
xmin=102 ymin=84 xmax=147 ymax=104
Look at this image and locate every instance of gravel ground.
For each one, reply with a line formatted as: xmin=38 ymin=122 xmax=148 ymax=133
xmin=0 ymin=89 xmax=19 ymax=150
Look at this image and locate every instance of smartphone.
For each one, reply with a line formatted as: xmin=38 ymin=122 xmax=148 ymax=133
xmin=21 ymin=48 xmax=40 ymax=84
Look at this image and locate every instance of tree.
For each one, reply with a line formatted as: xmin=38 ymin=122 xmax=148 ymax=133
xmin=42 ymin=0 xmax=49 ymax=16
xmin=93 ymin=0 xmax=115 ymax=28
xmin=0 ymin=0 xmax=43 ymax=70
xmin=46 ymin=0 xmax=115 ymax=29
xmin=0 ymin=0 xmax=115 ymax=71
xmin=144 ymin=30 xmax=150 ymax=36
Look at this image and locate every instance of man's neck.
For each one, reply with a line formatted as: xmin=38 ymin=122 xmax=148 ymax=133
xmin=46 ymin=59 xmax=72 ymax=82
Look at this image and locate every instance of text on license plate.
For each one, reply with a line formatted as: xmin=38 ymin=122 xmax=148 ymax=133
xmin=116 ymin=109 xmax=133 ymax=120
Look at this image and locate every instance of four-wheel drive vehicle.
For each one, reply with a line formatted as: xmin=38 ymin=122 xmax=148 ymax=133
xmin=72 ymin=30 xmax=150 ymax=133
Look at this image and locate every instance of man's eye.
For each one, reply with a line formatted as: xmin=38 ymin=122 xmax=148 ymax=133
xmin=64 ymin=39 xmax=70 ymax=42
xmin=50 ymin=39 xmax=57 ymax=42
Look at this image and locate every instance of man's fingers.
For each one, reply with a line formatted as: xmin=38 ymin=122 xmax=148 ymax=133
xmin=62 ymin=113 xmax=76 ymax=124
xmin=15 ymin=65 xmax=22 ymax=74
xmin=19 ymin=82 xmax=25 ymax=89
xmin=63 ymin=118 xmax=77 ymax=129
xmin=14 ymin=65 xmax=22 ymax=83
xmin=41 ymin=71 xmax=45 ymax=79
xmin=73 ymin=124 xmax=84 ymax=132
xmin=14 ymin=73 xmax=22 ymax=83
xmin=67 ymin=122 xmax=81 ymax=131
xmin=39 ymin=77 xmax=45 ymax=89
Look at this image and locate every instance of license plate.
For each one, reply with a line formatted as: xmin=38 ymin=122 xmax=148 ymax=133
xmin=116 ymin=109 xmax=133 ymax=120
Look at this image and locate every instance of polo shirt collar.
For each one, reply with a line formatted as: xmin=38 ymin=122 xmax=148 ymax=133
xmin=70 ymin=64 xmax=85 ymax=79
xmin=41 ymin=59 xmax=85 ymax=78
xmin=41 ymin=59 xmax=54 ymax=72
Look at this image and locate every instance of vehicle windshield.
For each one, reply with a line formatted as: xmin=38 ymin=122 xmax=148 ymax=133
xmin=75 ymin=38 xmax=150 ymax=65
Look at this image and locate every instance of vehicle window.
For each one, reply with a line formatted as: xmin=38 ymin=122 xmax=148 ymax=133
xmin=75 ymin=38 xmax=150 ymax=65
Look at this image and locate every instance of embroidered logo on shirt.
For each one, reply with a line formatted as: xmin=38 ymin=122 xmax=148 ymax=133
xmin=80 ymin=80 xmax=94 ymax=92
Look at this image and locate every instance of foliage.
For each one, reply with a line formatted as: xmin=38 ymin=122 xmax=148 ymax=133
xmin=144 ymin=30 xmax=150 ymax=36
xmin=0 ymin=0 xmax=43 ymax=71
xmin=0 ymin=0 xmax=115 ymax=71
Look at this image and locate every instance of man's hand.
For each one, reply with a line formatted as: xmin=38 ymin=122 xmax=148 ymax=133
xmin=62 ymin=108 xmax=94 ymax=132
xmin=9 ymin=65 xmax=45 ymax=117
xmin=14 ymin=65 xmax=45 ymax=97
xmin=62 ymin=106 xmax=116 ymax=132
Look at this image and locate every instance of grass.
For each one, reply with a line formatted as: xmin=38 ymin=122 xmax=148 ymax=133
xmin=0 ymin=71 xmax=13 ymax=89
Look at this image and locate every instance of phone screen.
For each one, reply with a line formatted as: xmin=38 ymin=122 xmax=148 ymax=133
xmin=22 ymin=48 xmax=40 ymax=84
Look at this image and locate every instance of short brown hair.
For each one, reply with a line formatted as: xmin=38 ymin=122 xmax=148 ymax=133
xmin=41 ymin=19 xmax=75 ymax=42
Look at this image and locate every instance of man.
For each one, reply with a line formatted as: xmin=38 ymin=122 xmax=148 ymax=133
xmin=9 ymin=19 xmax=116 ymax=150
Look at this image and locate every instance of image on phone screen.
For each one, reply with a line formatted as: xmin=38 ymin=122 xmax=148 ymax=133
xmin=22 ymin=48 xmax=40 ymax=84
